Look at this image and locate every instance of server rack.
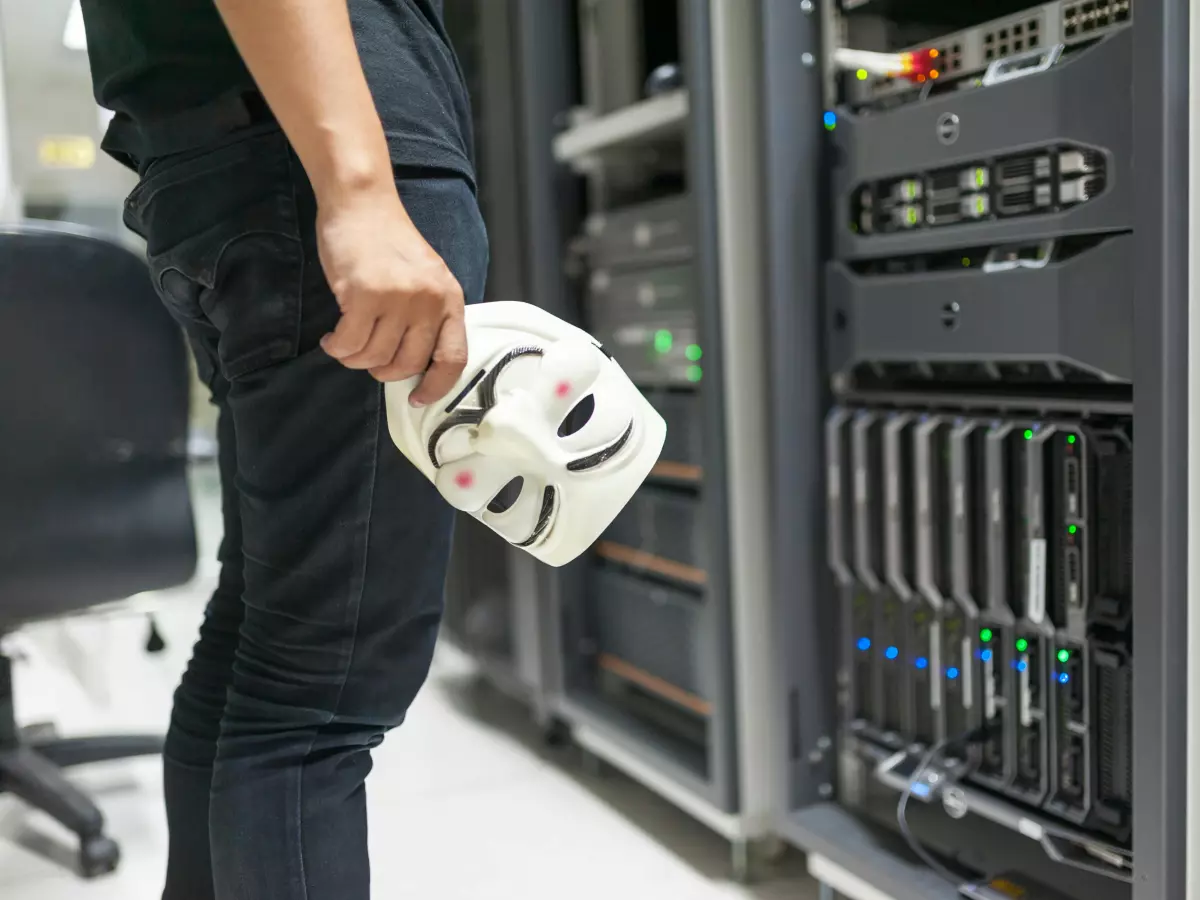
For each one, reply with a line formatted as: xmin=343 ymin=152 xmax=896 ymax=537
xmin=501 ymin=0 xmax=781 ymax=872
xmin=762 ymin=1 xmax=1190 ymax=899
xmin=438 ymin=0 xmax=559 ymax=718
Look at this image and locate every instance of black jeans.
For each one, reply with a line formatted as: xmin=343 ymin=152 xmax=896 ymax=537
xmin=123 ymin=125 xmax=487 ymax=900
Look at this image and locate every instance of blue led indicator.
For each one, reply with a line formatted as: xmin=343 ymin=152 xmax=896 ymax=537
xmin=911 ymin=782 xmax=932 ymax=798
xmin=1059 ymin=672 xmax=1071 ymax=684
xmin=885 ymin=646 xmax=899 ymax=660
xmin=1016 ymin=660 xmax=1028 ymax=672
xmin=823 ymin=111 xmax=837 ymax=129
xmin=915 ymin=657 xmax=929 ymax=670
xmin=856 ymin=637 xmax=871 ymax=652
xmin=947 ymin=667 xmax=960 ymax=680
xmin=981 ymin=649 xmax=993 ymax=662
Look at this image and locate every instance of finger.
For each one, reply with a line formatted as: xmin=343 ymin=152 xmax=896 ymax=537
xmin=370 ymin=324 xmax=437 ymax=385
xmin=410 ymin=314 xmax=467 ymax=407
xmin=320 ymin=307 xmax=377 ymax=360
xmin=340 ymin=316 xmax=406 ymax=370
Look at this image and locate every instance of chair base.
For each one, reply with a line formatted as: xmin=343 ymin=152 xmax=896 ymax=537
xmin=0 ymin=651 xmax=163 ymax=879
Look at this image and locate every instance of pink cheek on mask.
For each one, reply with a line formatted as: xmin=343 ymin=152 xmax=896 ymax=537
xmin=454 ymin=471 xmax=474 ymax=489
xmin=555 ymin=381 xmax=572 ymax=398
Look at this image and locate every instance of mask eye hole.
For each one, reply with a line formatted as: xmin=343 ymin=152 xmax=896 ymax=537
xmin=558 ymin=394 xmax=595 ymax=437
xmin=487 ymin=476 xmax=525 ymax=514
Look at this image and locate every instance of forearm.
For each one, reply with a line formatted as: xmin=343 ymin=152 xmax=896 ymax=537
xmin=213 ymin=0 xmax=397 ymax=206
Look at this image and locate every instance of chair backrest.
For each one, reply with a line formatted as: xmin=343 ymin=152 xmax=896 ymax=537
xmin=0 ymin=223 xmax=197 ymax=627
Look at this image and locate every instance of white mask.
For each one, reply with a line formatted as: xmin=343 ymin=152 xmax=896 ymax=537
xmin=384 ymin=301 xmax=667 ymax=567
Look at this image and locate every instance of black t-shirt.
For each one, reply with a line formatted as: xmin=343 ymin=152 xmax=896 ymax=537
xmin=80 ymin=0 xmax=475 ymax=181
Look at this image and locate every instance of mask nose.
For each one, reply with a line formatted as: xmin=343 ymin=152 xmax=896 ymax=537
xmin=473 ymin=390 xmax=560 ymax=464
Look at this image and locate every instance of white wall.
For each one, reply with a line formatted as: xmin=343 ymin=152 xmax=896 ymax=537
xmin=0 ymin=0 xmax=134 ymax=217
xmin=0 ymin=7 xmax=17 ymax=221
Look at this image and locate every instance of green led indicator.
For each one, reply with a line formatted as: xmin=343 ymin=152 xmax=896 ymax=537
xmin=1023 ymin=429 xmax=1034 ymax=440
xmin=980 ymin=628 xmax=993 ymax=643
xmin=685 ymin=344 xmax=703 ymax=362
xmin=686 ymin=365 xmax=703 ymax=383
xmin=906 ymin=207 xmax=919 ymax=225
xmin=1067 ymin=435 xmax=1077 ymax=444
xmin=1016 ymin=638 xmax=1029 ymax=652
xmin=976 ymin=196 xmax=987 ymax=214
xmin=1057 ymin=649 xmax=1071 ymax=664
xmin=856 ymin=68 xmax=869 ymax=81
xmin=653 ymin=329 xmax=673 ymax=354
xmin=1068 ymin=525 xmax=1078 ymax=535
xmin=962 ymin=257 xmax=971 ymax=267
xmin=975 ymin=168 xmax=986 ymax=188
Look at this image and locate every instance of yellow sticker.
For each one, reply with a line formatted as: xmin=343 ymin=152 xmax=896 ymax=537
xmin=38 ymin=136 xmax=97 ymax=170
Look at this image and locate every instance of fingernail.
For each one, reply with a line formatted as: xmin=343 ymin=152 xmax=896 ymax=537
xmin=409 ymin=397 xmax=426 ymax=408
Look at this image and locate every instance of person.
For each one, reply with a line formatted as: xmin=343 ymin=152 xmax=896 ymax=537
xmin=78 ymin=1 xmax=487 ymax=897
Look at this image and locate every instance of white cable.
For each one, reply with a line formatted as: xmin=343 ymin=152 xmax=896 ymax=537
xmin=833 ymin=47 xmax=907 ymax=77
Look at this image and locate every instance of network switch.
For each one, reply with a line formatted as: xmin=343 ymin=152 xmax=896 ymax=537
xmin=846 ymin=0 xmax=1134 ymax=107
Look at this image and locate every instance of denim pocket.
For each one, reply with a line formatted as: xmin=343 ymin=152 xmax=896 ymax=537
xmin=127 ymin=128 xmax=304 ymax=380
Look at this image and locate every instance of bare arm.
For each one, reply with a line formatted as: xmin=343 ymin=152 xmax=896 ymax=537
xmin=213 ymin=0 xmax=467 ymax=403
xmin=213 ymin=0 xmax=389 ymax=202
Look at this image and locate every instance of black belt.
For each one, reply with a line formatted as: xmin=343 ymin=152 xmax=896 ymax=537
xmin=103 ymin=91 xmax=276 ymax=172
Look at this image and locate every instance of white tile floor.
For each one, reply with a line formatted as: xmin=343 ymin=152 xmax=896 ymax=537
xmin=0 ymin=471 xmax=819 ymax=899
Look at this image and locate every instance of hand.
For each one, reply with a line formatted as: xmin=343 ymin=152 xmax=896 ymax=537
xmin=316 ymin=187 xmax=467 ymax=406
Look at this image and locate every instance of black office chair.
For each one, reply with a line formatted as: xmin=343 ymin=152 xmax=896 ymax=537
xmin=0 ymin=223 xmax=197 ymax=877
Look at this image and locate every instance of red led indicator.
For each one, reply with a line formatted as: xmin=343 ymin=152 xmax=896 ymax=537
xmin=895 ymin=48 xmax=941 ymax=83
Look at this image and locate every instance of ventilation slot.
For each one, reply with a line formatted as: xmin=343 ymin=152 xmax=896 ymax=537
xmin=1094 ymin=645 xmax=1133 ymax=837
xmin=1093 ymin=436 xmax=1132 ymax=626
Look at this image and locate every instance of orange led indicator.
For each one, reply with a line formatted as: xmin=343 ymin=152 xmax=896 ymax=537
xmin=896 ymin=48 xmax=941 ymax=83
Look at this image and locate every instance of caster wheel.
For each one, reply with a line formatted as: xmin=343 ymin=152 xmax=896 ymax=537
xmin=80 ymin=835 xmax=120 ymax=879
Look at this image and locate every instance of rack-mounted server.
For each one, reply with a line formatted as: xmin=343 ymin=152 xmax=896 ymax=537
xmin=828 ymin=406 xmax=1133 ymax=852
